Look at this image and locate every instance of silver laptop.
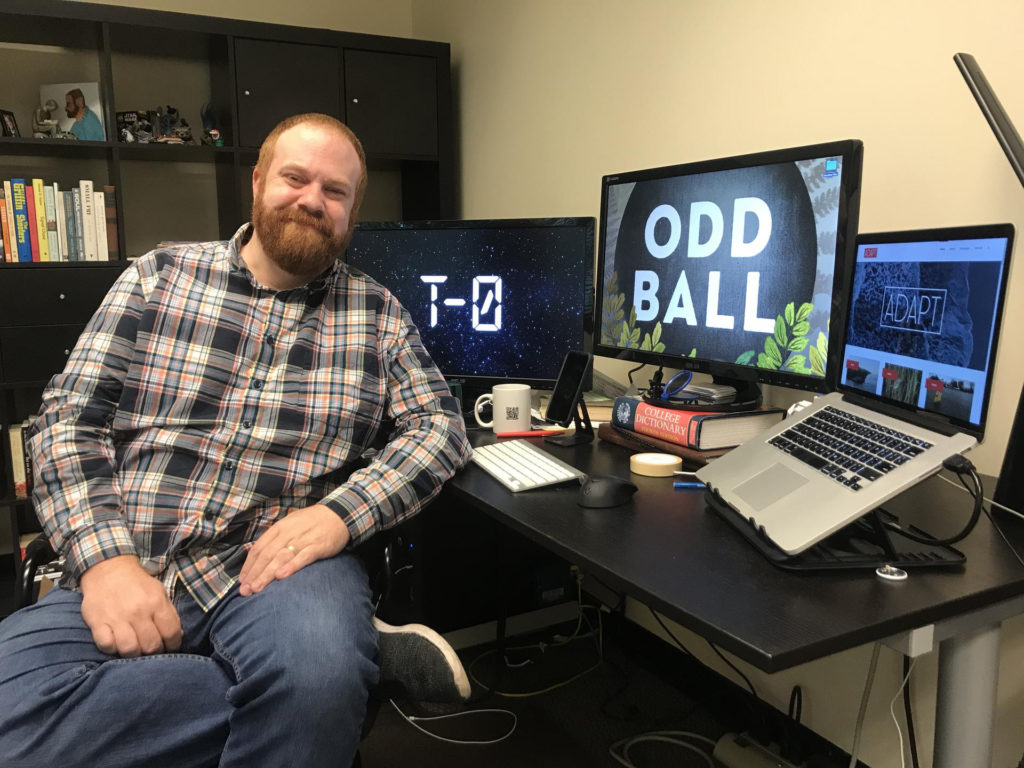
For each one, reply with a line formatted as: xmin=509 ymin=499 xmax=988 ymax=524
xmin=698 ymin=224 xmax=1014 ymax=555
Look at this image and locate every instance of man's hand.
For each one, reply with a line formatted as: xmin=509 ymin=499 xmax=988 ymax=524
xmin=238 ymin=504 xmax=351 ymax=596
xmin=79 ymin=555 xmax=182 ymax=657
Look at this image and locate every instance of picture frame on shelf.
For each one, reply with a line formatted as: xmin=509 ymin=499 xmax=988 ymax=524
xmin=39 ymin=82 xmax=105 ymax=142
xmin=0 ymin=109 xmax=19 ymax=137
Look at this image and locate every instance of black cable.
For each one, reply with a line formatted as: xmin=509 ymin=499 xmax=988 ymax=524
xmin=706 ymin=640 xmax=758 ymax=701
xmin=902 ymin=655 xmax=920 ymax=768
xmin=648 ymin=607 xmax=695 ymax=658
xmin=883 ymin=461 xmax=984 ymax=546
xmin=625 ymin=362 xmax=646 ymax=389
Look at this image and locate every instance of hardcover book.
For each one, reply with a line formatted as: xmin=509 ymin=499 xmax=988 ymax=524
xmin=79 ymin=179 xmax=97 ymax=261
xmin=5 ymin=180 xmax=22 ymax=261
xmin=103 ymin=185 xmax=118 ymax=260
xmin=10 ymin=179 xmax=32 ymax=262
xmin=611 ymin=396 xmax=786 ymax=450
xmin=31 ymin=179 xmax=50 ymax=261
xmin=23 ymin=183 xmax=40 ymax=261
xmin=43 ymin=183 xmax=61 ymax=261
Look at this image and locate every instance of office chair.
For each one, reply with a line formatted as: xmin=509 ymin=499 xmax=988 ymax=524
xmin=16 ymin=527 xmax=442 ymax=768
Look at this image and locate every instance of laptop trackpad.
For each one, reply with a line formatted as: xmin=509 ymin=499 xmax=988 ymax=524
xmin=735 ymin=464 xmax=808 ymax=511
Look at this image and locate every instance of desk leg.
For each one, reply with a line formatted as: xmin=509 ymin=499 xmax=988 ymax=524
xmin=933 ymin=620 xmax=1001 ymax=768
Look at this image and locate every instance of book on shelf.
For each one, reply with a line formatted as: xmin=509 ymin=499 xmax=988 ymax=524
xmin=596 ymin=422 xmax=729 ymax=467
xmin=7 ymin=419 xmax=33 ymax=499
xmin=24 ymin=183 xmax=41 ymax=261
xmin=610 ymin=395 xmax=786 ymax=450
xmin=43 ymin=183 xmax=61 ymax=262
xmin=54 ymin=183 xmax=68 ymax=259
xmin=31 ymin=179 xmax=51 ymax=262
xmin=4 ymin=180 xmax=22 ymax=261
xmin=94 ymin=189 xmax=108 ymax=260
xmin=79 ymin=179 xmax=97 ymax=261
xmin=10 ymin=179 xmax=33 ymax=262
xmin=66 ymin=189 xmax=82 ymax=261
xmin=0 ymin=185 xmax=8 ymax=262
xmin=103 ymin=184 xmax=119 ymax=260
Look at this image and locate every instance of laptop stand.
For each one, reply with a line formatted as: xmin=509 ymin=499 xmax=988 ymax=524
xmin=705 ymin=490 xmax=965 ymax=571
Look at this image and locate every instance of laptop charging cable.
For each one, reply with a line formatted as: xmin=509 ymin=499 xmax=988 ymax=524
xmin=881 ymin=454 xmax=983 ymax=547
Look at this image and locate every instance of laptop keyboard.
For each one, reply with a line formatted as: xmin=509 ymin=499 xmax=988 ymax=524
xmin=768 ymin=406 xmax=934 ymax=491
xmin=471 ymin=439 xmax=586 ymax=492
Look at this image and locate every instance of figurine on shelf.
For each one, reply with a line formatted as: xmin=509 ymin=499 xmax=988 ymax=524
xmin=200 ymin=103 xmax=224 ymax=146
xmin=32 ymin=99 xmax=78 ymax=140
xmin=153 ymin=105 xmax=195 ymax=144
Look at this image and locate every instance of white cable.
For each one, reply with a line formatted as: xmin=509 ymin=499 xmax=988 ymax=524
xmin=889 ymin=658 xmax=917 ymax=768
xmin=937 ymin=472 xmax=1023 ymax=519
xmin=609 ymin=731 xmax=716 ymax=768
xmin=388 ymin=699 xmax=517 ymax=745
xmin=849 ymin=643 xmax=881 ymax=768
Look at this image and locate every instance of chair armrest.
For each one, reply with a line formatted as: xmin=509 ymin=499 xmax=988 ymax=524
xmin=19 ymin=535 xmax=58 ymax=610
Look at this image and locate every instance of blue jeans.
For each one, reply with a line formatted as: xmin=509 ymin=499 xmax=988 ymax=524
xmin=0 ymin=553 xmax=379 ymax=768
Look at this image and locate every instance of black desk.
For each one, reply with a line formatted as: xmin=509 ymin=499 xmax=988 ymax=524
xmin=447 ymin=432 xmax=1024 ymax=768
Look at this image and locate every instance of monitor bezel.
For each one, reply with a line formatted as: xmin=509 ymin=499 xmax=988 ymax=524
xmin=346 ymin=216 xmax=596 ymax=396
xmin=592 ymin=139 xmax=864 ymax=396
xmin=838 ymin=223 xmax=1015 ymax=441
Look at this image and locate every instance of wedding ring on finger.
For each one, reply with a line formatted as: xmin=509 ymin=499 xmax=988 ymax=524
xmin=286 ymin=544 xmax=297 ymax=554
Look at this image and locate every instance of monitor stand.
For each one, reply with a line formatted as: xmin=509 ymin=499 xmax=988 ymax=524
xmin=545 ymin=401 xmax=595 ymax=447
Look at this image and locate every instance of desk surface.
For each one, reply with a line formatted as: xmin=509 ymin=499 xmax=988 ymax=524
xmin=447 ymin=431 xmax=1024 ymax=673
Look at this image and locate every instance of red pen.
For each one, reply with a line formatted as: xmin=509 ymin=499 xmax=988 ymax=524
xmin=495 ymin=429 xmax=566 ymax=438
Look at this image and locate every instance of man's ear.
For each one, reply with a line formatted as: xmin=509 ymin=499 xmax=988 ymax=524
xmin=251 ymin=168 xmax=261 ymax=203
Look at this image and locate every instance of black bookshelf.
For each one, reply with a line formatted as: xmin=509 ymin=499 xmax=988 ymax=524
xmin=0 ymin=0 xmax=454 ymax=613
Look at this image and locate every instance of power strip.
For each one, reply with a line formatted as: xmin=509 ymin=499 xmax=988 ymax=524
xmin=713 ymin=732 xmax=803 ymax=768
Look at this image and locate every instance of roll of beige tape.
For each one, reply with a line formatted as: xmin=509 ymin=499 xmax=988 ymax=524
xmin=629 ymin=452 xmax=683 ymax=477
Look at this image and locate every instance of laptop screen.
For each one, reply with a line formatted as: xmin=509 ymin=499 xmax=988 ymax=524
xmin=839 ymin=224 xmax=1014 ymax=437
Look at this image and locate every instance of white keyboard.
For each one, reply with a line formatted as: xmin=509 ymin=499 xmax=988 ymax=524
xmin=471 ymin=439 xmax=586 ymax=492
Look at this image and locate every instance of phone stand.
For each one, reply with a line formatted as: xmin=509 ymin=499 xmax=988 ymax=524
xmin=545 ymin=401 xmax=594 ymax=446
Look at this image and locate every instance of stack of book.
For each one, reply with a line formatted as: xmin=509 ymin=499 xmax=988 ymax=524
xmin=0 ymin=177 xmax=118 ymax=263
xmin=600 ymin=395 xmax=786 ymax=466
xmin=6 ymin=419 xmax=33 ymax=499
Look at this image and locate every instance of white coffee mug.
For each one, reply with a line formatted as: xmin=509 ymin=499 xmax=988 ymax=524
xmin=474 ymin=383 xmax=532 ymax=433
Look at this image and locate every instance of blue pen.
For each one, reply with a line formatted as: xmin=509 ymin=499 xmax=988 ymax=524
xmin=673 ymin=481 xmax=706 ymax=490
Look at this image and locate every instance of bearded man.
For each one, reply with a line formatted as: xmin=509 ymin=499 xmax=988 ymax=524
xmin=0 ymin=113 xmax=472 ymax=767
xmin=64 ymin=87 xmax=104 ymax=141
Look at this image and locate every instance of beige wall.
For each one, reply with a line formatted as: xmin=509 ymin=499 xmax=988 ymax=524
xmin=408 ymin=2 xmax=1024 ymax=767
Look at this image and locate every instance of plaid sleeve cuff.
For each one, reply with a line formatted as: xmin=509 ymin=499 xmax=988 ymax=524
xmin=63 ymin=520 xmax=139 ymax=583
xmin=320 ymin=489 xmax=379 ymax=547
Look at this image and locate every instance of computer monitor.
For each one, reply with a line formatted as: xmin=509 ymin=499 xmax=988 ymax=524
xmin=593 ymin=140 xmax=863 ymax=402
xmin=346 ymin=217 xmax=595 ymax=396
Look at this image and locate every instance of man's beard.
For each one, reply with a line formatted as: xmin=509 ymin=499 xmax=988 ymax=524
xmin=252 ymin=194 xmax=346 ymax=277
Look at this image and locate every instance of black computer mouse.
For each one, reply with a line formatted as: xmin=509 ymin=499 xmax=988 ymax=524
xmin=578 ymin=474 xmax=638 ymax=508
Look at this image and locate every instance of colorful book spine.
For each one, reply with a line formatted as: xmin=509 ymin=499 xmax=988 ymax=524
xmin=10 ymin=179 xmax=33 ymax=262
xmin=103 ymin=185 xmax=118 ymax=260
xmin=3 ymin=180 xmax=18 ymax=261
xmin=54 ymin=184 xmax=68 ymax=260
xmin=43 ymin=183 xmax=61 ymax=262
xmin=79 ymin=179 xmax=97 ymax=261
xmin=93 ymin=190 xmax=108 ymax=261
xmin=70 ymin=188 xmax=85 ymax=261
xmin=25 ymin=184 xmax=40 ymax=261
xmin=610 ymin=395 xmax=785 ymax=450
xmin=7 ymin=422 xmax=28 ymax=499
xmin=0 ymin=185 xmax=9 ymax=262
xmin=31 ymin=178 xmax=50 ymax=261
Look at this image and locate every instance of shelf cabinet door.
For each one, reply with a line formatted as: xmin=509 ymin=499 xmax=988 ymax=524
xmin=234 ymin=38 xmax=342 ymax=148
xmin=344 ymin=50 xmax=438 ymax=158
xmin=0 ymin=266 xmax=125 ymax=328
